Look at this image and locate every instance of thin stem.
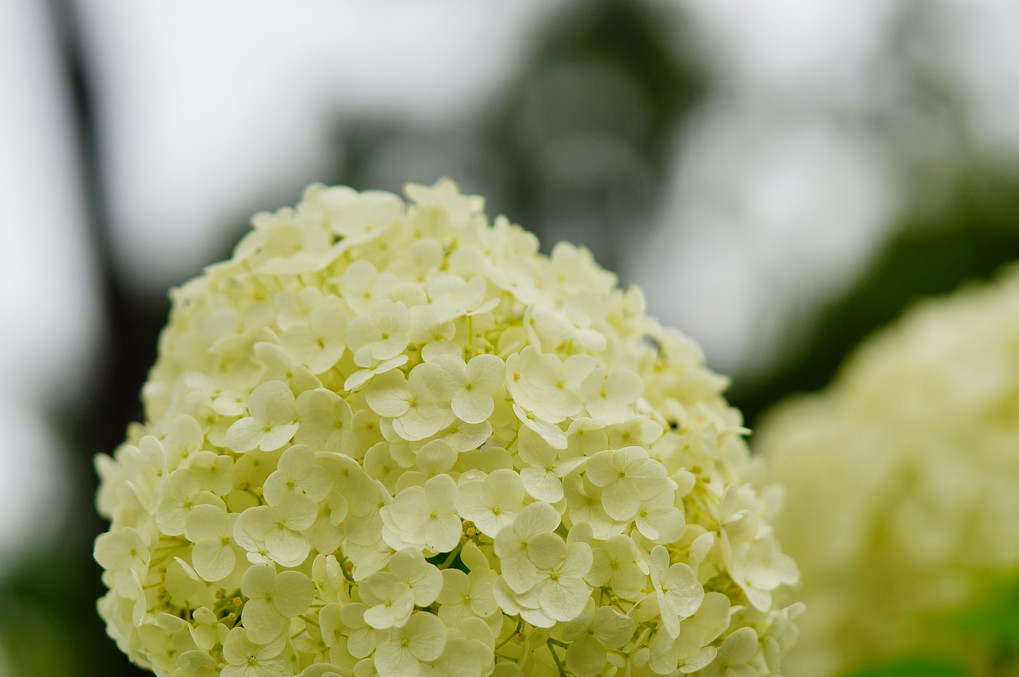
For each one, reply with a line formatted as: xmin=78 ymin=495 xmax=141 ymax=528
xmin=547 ymin=639 xmax=567 ymax=676
xmin=494 ymin=617 xmax=523 ymax=650
xmin=440 ymin=540 xmax=466 ymax=568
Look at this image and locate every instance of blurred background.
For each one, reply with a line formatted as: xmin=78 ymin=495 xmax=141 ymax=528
xmin=4 ymin=0 xmax=1019 ymax=674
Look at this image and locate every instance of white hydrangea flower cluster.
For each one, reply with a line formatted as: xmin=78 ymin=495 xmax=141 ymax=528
xmin=95 ymin=179 xmax=800 ymax=677
xmin=756 ymin=267 xmax=1019 ymax=677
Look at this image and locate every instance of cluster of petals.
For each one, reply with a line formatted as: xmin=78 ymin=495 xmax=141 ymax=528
xmin=757 ymin=266 xmax=1019 ymax=677
xmin=95 ymin=179 xmax=800 ymax=677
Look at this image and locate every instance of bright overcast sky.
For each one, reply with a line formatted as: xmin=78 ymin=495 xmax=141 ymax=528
xmin=0 ymin=0 xmax=96 ymax=570
xmin=77 ymin=0 xmax=552 ymax=292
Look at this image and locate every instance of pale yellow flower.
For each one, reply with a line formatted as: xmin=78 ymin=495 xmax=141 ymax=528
xmin=95 ymin=179 xmax=798 ymax=676
xmin=759 ymin=267 xmax=1019 ymax=676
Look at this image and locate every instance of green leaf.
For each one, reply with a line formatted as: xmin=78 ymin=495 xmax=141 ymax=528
xmin=839 ymin=656 xmax=966 ymax=677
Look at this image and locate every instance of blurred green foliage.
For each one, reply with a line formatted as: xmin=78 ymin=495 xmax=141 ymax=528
xmin=953 ymin=576 xmax=1019 ymax=652
xmin=943 ymin=570 xmax=1019 ymax=675
xmin=833 ymin=569 xmax=1019 ymax=677
xmin=330 ymin=0 xmax=705 ymax=273
xmin=478 ymin=0 xmax=705 ymax=271
xmin=731 ymin=167 xmax=1019 ymax=428
xmin=839 ymin=657 xmax=967 ymax=677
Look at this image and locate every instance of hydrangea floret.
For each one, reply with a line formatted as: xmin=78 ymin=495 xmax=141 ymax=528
xmin=757 ymin=267 xmax=1019 ymax=677
xmin=95 ymin=179 xmax=800 ymax=676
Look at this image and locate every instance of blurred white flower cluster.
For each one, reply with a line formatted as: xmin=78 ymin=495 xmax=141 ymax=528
xmin=94 ymin=179 xmax=799 ymax=677
xmin=757 ymin=267 xmax=1019 ymax=676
